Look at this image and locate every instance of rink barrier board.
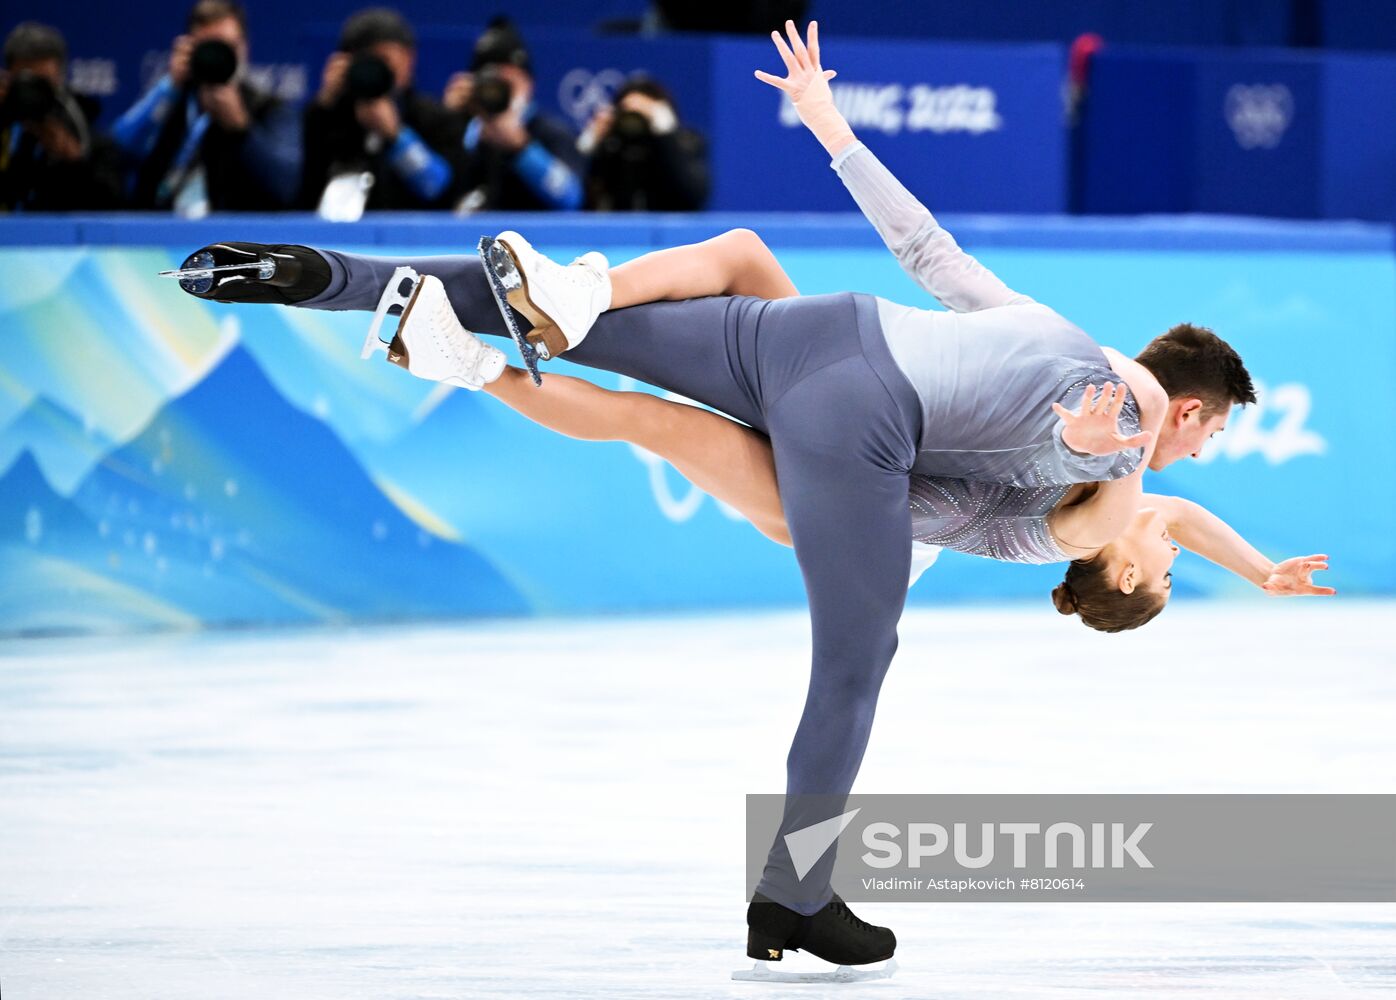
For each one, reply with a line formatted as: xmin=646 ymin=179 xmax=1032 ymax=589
xmin=1 ymin=213 xmax=1391 ymax=252
xmin=0 ymin=214 xmax=1391 ymax=631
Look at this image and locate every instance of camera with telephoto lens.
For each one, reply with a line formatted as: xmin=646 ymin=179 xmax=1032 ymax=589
xmin=188 ymin=39 xmax=238 ymax=87
xmin=599 ymin=108 xmax=657 ymax=168
xmin=612 ymin=108 xmax=652 ymax=143
xmin=468 ymin=65 xmax=512 ymax=118
xmin=0 ymin=71 xmax=60 ymax=126
xmin=346 ymin=53 xmax=395 ymax=101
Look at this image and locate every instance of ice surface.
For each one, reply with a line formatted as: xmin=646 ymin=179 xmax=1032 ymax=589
xmin=2 ymin=602 xmax=1393 ymax=999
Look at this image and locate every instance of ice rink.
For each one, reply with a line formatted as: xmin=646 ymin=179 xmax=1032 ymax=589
xmin=2 ymin=602 xmax=1393 ymax=999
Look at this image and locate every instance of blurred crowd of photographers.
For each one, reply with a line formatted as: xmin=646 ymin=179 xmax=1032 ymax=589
xmin=0 ymin=2 xmax=710 ymax=215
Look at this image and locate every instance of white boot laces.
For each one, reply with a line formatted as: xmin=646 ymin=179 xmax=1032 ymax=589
xmin=428 ymin=293 xmax=473 ymax=371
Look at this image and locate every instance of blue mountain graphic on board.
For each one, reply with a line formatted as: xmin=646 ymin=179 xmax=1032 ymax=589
xmin=0 ymin=449 xmax=169 ymax=634
xmin=0 ymin=345 xmax=528 ymax=633
xmin=0 ymin=449 xmax=92 ymax=541
xmin=0 ymin=392 xmax=116 ymax=495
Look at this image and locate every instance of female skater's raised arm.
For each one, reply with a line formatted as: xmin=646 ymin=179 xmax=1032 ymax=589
xmin=756 ymin=21 xmax=1029 ymax=314
xmin=1144 ymin=494 xmax=1336 ymax=596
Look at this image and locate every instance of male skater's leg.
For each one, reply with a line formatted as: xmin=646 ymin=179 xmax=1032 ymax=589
xmin=751 ymin=358 xmax=914 ymax=916
xmin=305 ymin=251 xmax=918 ymax=956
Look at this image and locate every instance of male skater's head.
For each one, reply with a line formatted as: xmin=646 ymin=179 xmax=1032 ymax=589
xmin=1135 ymin=323 xmax=1256 ymax=469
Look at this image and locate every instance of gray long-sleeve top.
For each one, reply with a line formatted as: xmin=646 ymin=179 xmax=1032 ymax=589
xmin=833 ymin=142 xmax=1142 ymax=490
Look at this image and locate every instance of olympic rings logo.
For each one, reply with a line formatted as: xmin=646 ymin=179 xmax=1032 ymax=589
xmin=557 ymin=68 xmax=630 ymax=127
xmin=1225 ymin=83 xmax=1294 ymax=150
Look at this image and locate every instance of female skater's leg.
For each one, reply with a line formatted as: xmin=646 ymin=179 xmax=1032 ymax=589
xmin=299 ymin=226 xmax=797 ymax=333
xmin=475 ymin=230 xmax=798 ymax=544
xmin=484 ymin=366 xmax=790 ymax=545
xmin=301 ymin=250 xmax=774 ymax=430
xmin=608 ymin=228 xmax=799 ymax=307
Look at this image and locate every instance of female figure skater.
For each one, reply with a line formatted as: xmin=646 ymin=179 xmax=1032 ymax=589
xmin=464 ymin=227 xmax=1335 ymax=629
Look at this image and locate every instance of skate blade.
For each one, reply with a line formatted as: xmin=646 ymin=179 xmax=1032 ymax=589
xmin=361 ymin=266 xmax=422 ymax=361
xmin=157 ymin=260 xmax=276 ymax=280
xmin=526 ymin=324 xmax=569 ymax=360
xmin=477 ymin=236 xmax=543 ymax=385
xmin=491 ymin=236 xmax=560 ymax=359
xmin=730 ymin=959 xmax=897 ymax=984
xmin=159 ymin=253 xmax=278 ymax=297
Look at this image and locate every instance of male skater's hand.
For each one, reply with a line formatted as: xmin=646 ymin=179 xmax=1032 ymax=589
xmin=1052 ymin=383 xmax=1154 ymax=457
xmin=754 ymin=20 xmax=855 ymax=158
xmin=1261 ymin=555 xmax=1336 ymax=597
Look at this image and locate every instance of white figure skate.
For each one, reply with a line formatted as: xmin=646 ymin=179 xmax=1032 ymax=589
xmin=484 ymin=230 xmax=611 ymax=362
xmin=361 ymin=266 xmax=505 ymax=390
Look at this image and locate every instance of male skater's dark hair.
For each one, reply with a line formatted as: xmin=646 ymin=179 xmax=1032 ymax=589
xmin=1052 ymin=557 xmax=1167 ymax=633
xmin=1135 ymin=323 xmax=1256 ymax=417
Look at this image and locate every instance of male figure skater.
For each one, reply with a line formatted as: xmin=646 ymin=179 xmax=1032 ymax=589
xmin=163 ymin=21 xmax=1254 ymax=976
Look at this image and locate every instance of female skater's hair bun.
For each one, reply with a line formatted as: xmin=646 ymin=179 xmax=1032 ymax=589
xmin=1054 ymin=560 xmax=1169 ymax=632
xmin=1051 ymin=582 xmax=1079 ymax=615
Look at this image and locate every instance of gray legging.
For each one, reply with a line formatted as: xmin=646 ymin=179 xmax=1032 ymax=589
xmin=301 ymin=250 xmax=922 ymax=914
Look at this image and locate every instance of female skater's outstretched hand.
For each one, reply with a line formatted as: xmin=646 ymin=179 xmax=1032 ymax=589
xmin=754 ymin=20 xmax=855 ymax=157
xmin=1261 ymin=555 xmax=1337 ymax=596
xmin=1052 ymin=383 xmax=1154 ymax=457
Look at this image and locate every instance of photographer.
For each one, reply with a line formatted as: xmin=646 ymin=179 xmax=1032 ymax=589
xmin=580 ymin=75 xmax=708 ymax=212
xmin=301 ymin=7 xmax=461 ymax=213
xmin=111 ymin=0 xmax=299 ymax=213
xmin=449 ymin=19 xmax=583 ymax=212
xmin=0 ymin=22 xmax=123 ymax=211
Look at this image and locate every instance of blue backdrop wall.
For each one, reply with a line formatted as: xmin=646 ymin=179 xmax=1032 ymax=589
xmin=20 ymin=0 xmax=1392 ymax=61
xmin=0 ymin=213 xmax=1389 ymax=633
xmin=1080 ymin=46 xmax=1396 ymax=222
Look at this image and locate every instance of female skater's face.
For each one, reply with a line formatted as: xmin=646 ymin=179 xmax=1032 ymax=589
xmin=1106 ymin=507 xmax=1180 ymax=596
